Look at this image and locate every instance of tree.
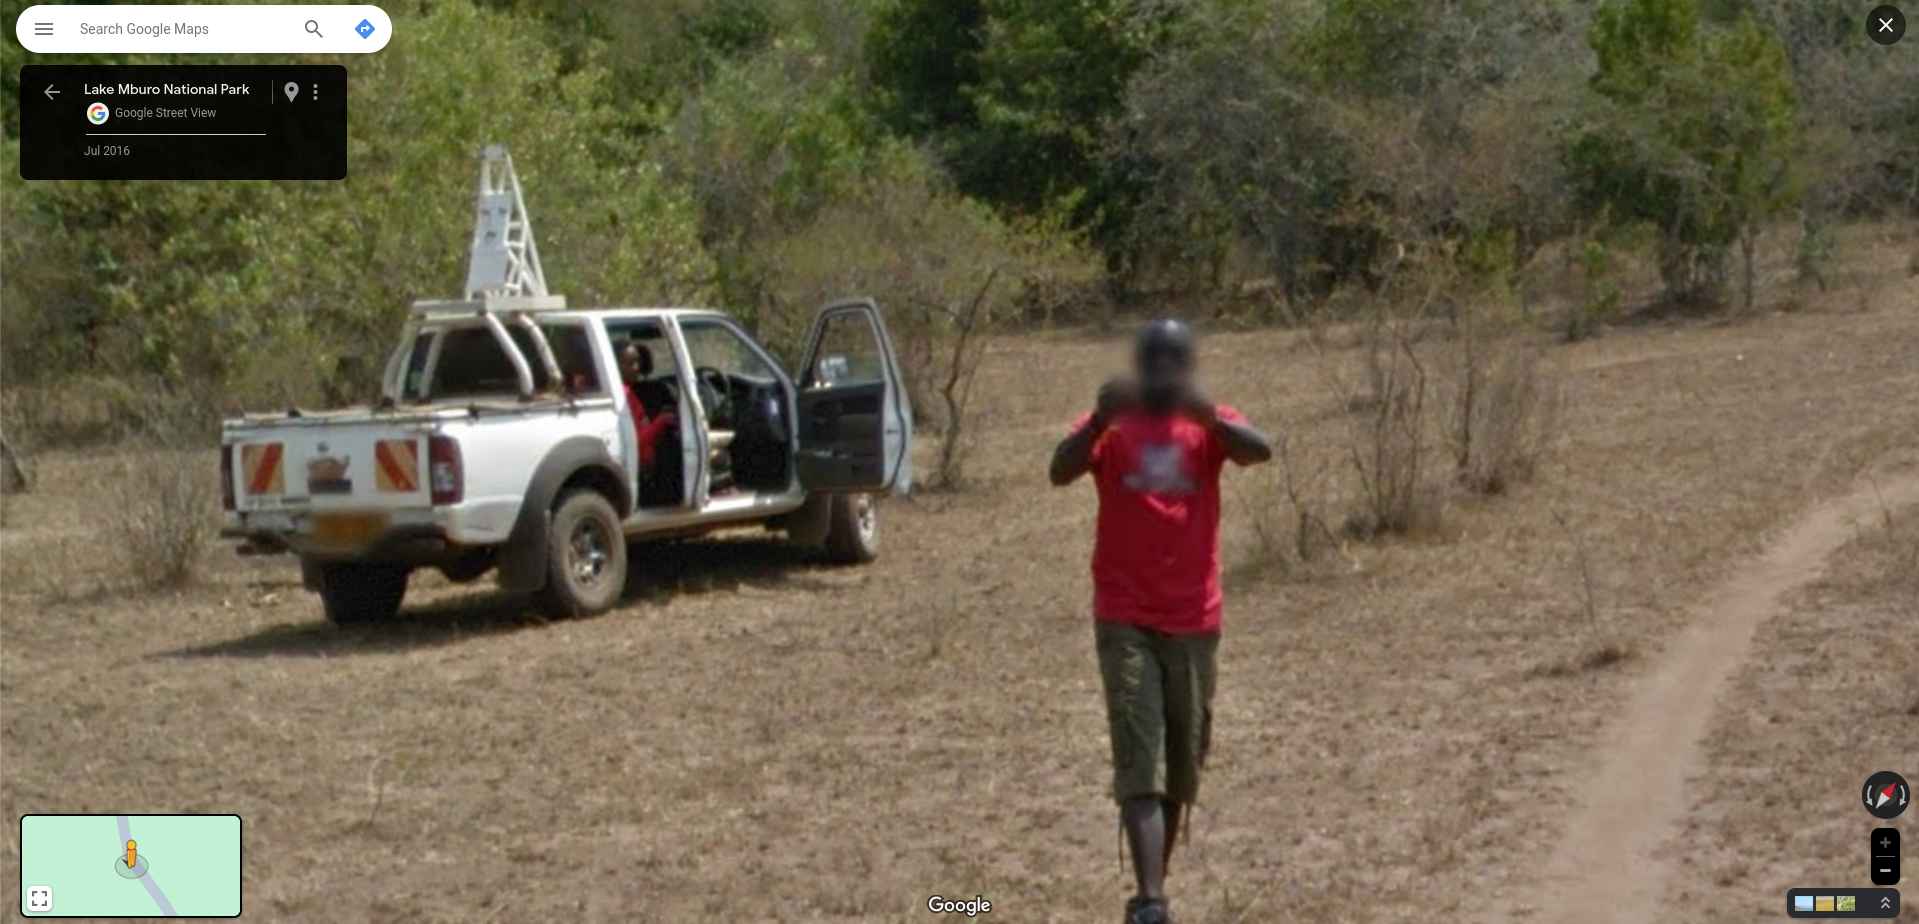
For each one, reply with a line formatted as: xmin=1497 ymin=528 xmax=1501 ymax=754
xmin=1570 ymin=0 xmax=1799 ymax=306
xmin=1737 ymin=0 xmax=1919 ymax=282
xmin=758 ymin=144 xmax=1096 ymax=487
xmin=1114 ymin=6 xmax=1351 ymax=298
xmin=865 ymin=0 xmax=986 ymax=139
xmin=654 ymin=36 xmax=880 ymax=323
xmin=0 ymin=0 xmax=714 ymax=407
xmin=1113 ymin=0 xmax=1585 ymax=302
xmin=863 ymin=0 xmax=1172 ymax=261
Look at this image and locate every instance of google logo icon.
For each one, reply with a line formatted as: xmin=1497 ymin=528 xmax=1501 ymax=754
xmin=86 ymin=101 xmax=109 ymax=125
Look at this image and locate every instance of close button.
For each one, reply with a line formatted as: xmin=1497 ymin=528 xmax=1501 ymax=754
xmin=1869 ymin=5 xmax=1906 ymax=45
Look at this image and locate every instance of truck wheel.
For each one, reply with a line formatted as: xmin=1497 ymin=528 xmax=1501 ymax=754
xmin=316 ymin=562 xmax=409 ymax=626
xmin=535 ymin=490 xmax=627 ymax=618
xmin=822 ymin=493 xmax=880 ymax=564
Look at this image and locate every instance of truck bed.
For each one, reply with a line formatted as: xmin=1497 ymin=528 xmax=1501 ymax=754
xmin=223 ymin=392 xmax=624 ymax=555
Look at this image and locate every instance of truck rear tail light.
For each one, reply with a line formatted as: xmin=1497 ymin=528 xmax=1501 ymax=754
xmin=219 ymin=444 xmax=236 ymax=510
xmin=428 ymin=435 xmax=463 ymax=505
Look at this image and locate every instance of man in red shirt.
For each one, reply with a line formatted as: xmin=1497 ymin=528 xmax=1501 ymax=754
xmin=618 ymin=342 xmax=677 ymax=473
xmin=1049 ymin=319 xmax=1272 ymax=924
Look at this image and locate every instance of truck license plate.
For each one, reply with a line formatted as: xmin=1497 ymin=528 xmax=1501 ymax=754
xmin=310 ymin=512 xmax=388 ymax=546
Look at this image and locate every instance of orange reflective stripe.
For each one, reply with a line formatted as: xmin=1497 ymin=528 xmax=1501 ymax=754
xmin=242 ymin=443 xmax=283 ymax=495
xmin=374 ymin=439 xmax=418 ymax=492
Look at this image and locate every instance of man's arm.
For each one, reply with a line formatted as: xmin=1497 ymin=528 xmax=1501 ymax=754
xmin=1051 ymin=378 xmax=1135 ymax=485
xmin=636 ymin=411 xmax=676 ymax=469
xmin=1213 ymin=416 xmax=1274 ymax=465
xmin=1185 ymin=399 xmax=1274 ymax=466
xmin=1050 ymin=416 xmax=1107 ymax=486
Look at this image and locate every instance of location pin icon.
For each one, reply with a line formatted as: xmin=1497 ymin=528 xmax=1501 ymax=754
xmin=283 ymin=81 xmax=299 ymax=102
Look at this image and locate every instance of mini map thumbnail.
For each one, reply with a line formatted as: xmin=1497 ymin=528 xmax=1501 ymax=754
xmin=20 ymin=814 xmax=240 ymax=917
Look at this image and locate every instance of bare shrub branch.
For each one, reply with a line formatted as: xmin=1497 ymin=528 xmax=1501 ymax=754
xmin=1444 ymin=338 xmax=1559 ymax=495
xmin=98 ymin=396 xmax=220 ymax=589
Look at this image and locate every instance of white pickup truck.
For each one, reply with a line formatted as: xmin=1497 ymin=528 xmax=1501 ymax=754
xmin=220 ymin=148 xmax=913 ymax=624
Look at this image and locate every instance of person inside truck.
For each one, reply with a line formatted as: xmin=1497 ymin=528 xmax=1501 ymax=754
xmin=619 ymin=342 xmax=678 ymax=474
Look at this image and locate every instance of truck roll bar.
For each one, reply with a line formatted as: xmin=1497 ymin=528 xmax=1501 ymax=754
xmin=481 ymin=312 xmax=538 ymax=399
xmin=510 ymin=312 xmax=566 ymax=397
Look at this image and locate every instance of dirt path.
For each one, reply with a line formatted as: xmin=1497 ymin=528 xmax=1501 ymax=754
xmin=1510 ymin=472 xmax=1919 ymax=923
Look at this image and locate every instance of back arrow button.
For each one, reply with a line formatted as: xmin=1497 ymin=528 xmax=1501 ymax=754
xmin=43 ymin=85 xmax=60 ymax=99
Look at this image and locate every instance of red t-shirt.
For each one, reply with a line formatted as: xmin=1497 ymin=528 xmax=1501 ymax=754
xmin=623 ymin=384 xmax=676 ymax=468
xmin=1073 ymin=405 xmax=1245 ymax=635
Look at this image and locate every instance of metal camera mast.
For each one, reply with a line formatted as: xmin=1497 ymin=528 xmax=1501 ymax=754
xmin=404 ymin=145 xmax=566 ymax=398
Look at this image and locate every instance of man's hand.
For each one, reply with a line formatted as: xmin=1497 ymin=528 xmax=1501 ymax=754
xmin=1178 ymin=389 xmax=1219 ymax=428
xmin=1183 ymin=389 xmax=1274 ymax=466
xmin=1094 ymin=377 xmax=1139 ymax=429
xmin=1053 ymin=379 xmax=1133 ymax=486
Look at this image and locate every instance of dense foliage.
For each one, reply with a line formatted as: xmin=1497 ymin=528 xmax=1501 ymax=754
xmin=2 ymin=0 xmax=1914 ymax=428
xmin=2 ymin=1 xmax=712 ymax=407
xmin=1570 ymin=0 xmax=1801 ymax=303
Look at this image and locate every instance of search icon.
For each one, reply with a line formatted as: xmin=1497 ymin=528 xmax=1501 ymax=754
xmin=303 ymin=18 xmax=322 ymax=38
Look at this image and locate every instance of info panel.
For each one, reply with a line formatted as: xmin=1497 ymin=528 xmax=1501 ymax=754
xmin=18 ymin=64 xmax=346 ymax=180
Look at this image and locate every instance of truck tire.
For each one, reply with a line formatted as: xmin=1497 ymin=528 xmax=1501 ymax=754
xmin=316 ymin=562 xmax=409 ymax=626
xmin=534 ymin=489 xmax=627 ymax=618
xmin=822 ymin=493 xmax=880 ymax=564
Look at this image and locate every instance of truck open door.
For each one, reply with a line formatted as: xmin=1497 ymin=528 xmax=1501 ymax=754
xmin=794 ymin=298 xmax=914 ymax=495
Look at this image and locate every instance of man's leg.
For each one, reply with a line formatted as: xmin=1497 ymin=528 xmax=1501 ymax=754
xmin=1161 ymin=799 xmax=1183 ymax=872
xmin=1097 ymin=623 xmax=1170 ymax=901
xmin=1160 ymin=632 xmax=1219 ymax=877
xmin=1121 ymin=796 xmax=1168 ymax=900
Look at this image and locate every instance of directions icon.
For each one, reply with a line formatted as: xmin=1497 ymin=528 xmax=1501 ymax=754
xmin=1862 ymin=770 xmax=1909 ymax=820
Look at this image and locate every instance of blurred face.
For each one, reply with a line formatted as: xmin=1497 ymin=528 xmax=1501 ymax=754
xmin=619 ymin=344 xmax=644 ymax=382
xmin=1135 ymin=343 xmax=1193 ymax=412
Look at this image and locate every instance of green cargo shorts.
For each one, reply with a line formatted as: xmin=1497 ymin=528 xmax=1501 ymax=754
xmin=1095 ymin=621 xmax=1219 ymax=805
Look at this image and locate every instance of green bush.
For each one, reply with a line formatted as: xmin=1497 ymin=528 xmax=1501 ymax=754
xmin=758 ymin=144 xmax=1097 ymax=487
xmin=1114 ymin=5 xmax=1358 ymax=300
xmin=652 ymin=35 xmax=878 ymax=322
xmin=1569 ymin=239 xmax=1622 ymax=341
xmin=864 ymin=0 xmax=1168 ymax=255
xmin=1568 ymin=0 xmax=1799 ymax=306
xmin=1 ymin=0 xmax=714 ymax=421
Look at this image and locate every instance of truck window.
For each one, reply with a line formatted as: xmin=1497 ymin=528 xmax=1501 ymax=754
xmin=806 ymin=312 xmax=886 ymax=387
xmin=401 ymin=332 xmax=434 ymax=401
xmin=681 ymin=318 xmax=778 ymax=382
xmin=604 ymin=319 xmax=678 ymax=382
xmin=431 ymin=326 xmax=551 ymax=397
xmin=541 ymin=322 xmax=603 ymax=396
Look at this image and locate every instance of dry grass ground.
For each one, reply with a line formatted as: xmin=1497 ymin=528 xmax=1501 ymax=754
xmin=2 ymin=223 xmax=1915 ymax=922
xmin=1668 ymin=486 xmax=1919 ymax=922
xmin=1505 ymin=461 xmax=1919 ymax=924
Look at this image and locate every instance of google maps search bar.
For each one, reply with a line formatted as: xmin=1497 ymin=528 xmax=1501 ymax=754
xmin=14 ymin=5 xmax=392 ymax=53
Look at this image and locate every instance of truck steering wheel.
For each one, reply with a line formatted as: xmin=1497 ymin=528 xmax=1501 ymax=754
xmin=694 ymin=365 xmax=731 ymax=424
